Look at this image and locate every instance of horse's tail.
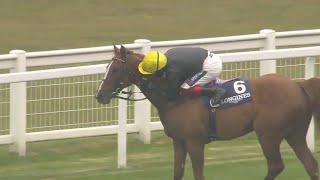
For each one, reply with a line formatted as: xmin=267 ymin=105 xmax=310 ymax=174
xmin=296 ymin=78 xmax=320 ymax=117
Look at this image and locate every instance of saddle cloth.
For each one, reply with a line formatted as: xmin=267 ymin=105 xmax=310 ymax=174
xmin=202 ymin=78 xmax=252 ymax=109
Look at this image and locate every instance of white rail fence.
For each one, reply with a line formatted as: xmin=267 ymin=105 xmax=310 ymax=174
xmin=0 ymin=29 xmax=319 ymax=168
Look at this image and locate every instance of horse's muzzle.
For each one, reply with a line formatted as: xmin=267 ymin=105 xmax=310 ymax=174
xmin=95 ymin=92 xmax=113 ymax=104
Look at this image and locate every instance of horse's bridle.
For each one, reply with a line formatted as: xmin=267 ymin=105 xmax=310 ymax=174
xmin=100 ymin=55 xmax=147 ymax=101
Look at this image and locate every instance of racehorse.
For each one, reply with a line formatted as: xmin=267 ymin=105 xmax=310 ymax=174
xmin=95 ymin=45 xmax=319 ymax=180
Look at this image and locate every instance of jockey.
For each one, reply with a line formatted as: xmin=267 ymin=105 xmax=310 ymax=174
xmin=138 ymin=47 xmax=225 ymax=107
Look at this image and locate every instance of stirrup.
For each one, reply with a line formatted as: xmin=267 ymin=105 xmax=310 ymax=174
xmin=208 ymin=134 xmax=217 ymax=141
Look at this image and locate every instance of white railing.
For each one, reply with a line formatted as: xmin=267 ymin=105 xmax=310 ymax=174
xmin=0 ymin=29 xmax=319 ymax=167
xmin=1 ymin=29 xmax=320 ymax=70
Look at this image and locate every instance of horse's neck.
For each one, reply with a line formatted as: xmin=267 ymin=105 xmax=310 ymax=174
xmin=140 ymin=90 xmax=169 ymax=112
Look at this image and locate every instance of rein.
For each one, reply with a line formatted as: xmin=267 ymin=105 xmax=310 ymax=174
xmin=114 ymin=90 xmax=147 ymax=101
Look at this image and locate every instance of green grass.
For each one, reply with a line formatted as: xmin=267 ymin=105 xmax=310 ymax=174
xmin=0 ymin=131 xmax=319 ymax=180
xmin=0 ymin=0 xmax=320 ymax=53
xmin=1 ymin=0 xmax=320 ymax=179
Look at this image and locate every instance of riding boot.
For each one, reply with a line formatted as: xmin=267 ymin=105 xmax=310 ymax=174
xmin=201 ymin=87 xmax=226 ymax=107
xmin=202 ymin=87 xmax=226 ymax=140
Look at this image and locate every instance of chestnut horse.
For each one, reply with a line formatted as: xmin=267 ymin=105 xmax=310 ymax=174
xmin=95 ymin=45 xmax=319 ymax=180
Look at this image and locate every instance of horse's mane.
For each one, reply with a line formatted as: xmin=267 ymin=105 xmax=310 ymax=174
xmin=127 ymin=50 xmax=144 ymax=59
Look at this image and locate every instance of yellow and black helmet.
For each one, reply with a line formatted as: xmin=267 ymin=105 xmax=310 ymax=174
xmin=138 ymin=51 xmax=167 ymax=74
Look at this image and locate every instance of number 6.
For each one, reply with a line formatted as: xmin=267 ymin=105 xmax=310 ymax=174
xmin=234 ymin=81 xmax=246 ymax=94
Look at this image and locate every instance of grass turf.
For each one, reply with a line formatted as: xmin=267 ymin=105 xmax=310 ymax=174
xmin=0 ymin=132 xmax=319 ymax=180
xmin=0 ymin=0 xmax=320 ymax=53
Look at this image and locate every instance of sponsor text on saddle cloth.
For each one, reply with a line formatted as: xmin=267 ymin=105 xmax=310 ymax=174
xmin=204 ymin=78 xmax=252 ymax=109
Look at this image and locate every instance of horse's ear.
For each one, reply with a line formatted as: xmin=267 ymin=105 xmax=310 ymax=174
xmin=113 ymin=44 xmax=120 ymax=53
xmin=120 ymin=45 xmax=127 ymax=56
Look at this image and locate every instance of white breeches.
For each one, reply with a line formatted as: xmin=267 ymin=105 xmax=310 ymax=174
xmin=181 ymin=51 xmax=222 ymax=89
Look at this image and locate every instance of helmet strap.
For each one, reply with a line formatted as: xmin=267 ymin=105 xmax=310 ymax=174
xmin=156 ymin=52 xmax=159 ymax=71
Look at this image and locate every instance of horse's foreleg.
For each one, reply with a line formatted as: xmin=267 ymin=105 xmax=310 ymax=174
xmin=186 ymin=140 xmax=205 ymax=180
xmin=173 ymin=139 xmax=187 ymax=180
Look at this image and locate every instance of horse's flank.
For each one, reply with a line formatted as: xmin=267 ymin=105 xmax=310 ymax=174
xmin=213 ymin=74 xmax=303 ymax=139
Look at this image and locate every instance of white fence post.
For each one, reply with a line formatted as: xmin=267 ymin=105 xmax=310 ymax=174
xmin=134 ymin=39 xmax=151 ymax=144
xmin=118 ymin=88 xmax=128 ymax=168
xmin=9 ymin=50 xmax=27 ymax=156
xmin=305 ymin=57 xmax=315 ymax=152
xmin=260 ymin=29 xmax=276 ymax=75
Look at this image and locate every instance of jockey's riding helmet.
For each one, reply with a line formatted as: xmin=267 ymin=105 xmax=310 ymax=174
xmin=138 ymin=51 xmax=167 ymax=74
